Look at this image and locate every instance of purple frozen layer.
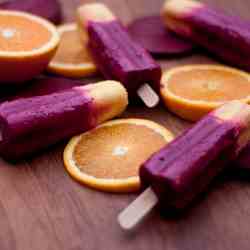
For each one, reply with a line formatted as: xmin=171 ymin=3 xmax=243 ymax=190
xmin=140 ymin=102 xmax=250 ymax=210
xmin=0 ymin=0 xmax=62 ymax=24
xmin=165 ymin=0 xmax=250 ymax=71
xmin=0 ymin=87 xmax=95 ymax=160
xmin=128 ymin=15 xmax=195 ymax=56
xmin=87 ymin=20 xmax=162 ymax=98
xmin=140 ymin=115 xmax=236 ymax=209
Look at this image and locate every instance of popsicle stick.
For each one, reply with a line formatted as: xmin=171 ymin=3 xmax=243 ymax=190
xmin=118 ymin=187 xmax=158 ymax=230
xmin=137 ymin=84 xmax=160 ymax=108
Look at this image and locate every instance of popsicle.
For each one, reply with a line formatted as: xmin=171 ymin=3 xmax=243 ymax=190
xmin=77 ymin=3 xmax=162 ymax=107
xmin=0 ymin=80 xmax=128 ymax=160
xmin=118 ymin=101 xmax=250 ymax=229
xmin=162 ymin=0 xmax=250 ymax=71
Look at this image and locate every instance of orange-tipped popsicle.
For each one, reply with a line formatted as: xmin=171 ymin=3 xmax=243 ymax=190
xmin=0 ymin=80 xmax=128 ymax=160
xmin=162 ymin=0 xmax=250 ymax=71
xmin=77 ymin=3 xmax=161 ymax=107
xmin=119 ymin=101 xmax=250 ymax=229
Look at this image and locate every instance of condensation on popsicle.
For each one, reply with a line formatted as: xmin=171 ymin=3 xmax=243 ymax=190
xmin=0 ymin=80 xmax=128 ymax=160
xmin=118 ymin=101 xmax=250 ymax=230
xmin=76 ymin=3 xmax=162 ymax=107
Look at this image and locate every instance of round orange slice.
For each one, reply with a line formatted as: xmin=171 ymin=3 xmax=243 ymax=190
xmin=48 ymin=23 xmax=97 ymax=78
xmin=0 ymin=10 xmax=59 ymax=84
xmin=161 ymin=65 xmax=250 ymax=121
xmin=63 ymin=119 xmax=174 ymax=193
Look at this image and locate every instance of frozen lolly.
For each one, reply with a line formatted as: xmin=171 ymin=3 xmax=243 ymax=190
xmin=162 ymin=0 xmax=250 ymax=71
xmin=0 ymin=80 xmax=128 ymax=160
xmin=77 ymin=3 xmax=162 ymax=107
xmin=118 ymin=101 xmax=250 ymax=229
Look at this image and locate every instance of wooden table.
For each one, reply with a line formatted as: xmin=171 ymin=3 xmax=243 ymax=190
xmin=1 ymin=0 xmax=250 ymax=249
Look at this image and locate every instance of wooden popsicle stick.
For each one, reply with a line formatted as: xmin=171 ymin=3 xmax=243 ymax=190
xmin=118 ymin=187 xmax=158 ymax=230
xmin=137 ymin=84 xmax=160 ymax=108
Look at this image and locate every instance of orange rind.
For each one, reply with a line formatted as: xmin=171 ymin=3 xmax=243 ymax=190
xmin=48 ymin=23 xmax=97 ymax=78
xmin=63 ymin=119 xmax=174 ymax=193
xmin=161 ymin=65 xmax=250 ymax=121
xmin=0 ymin=10 xmax=59 ymax=84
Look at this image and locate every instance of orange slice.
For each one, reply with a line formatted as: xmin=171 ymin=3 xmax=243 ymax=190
xmin=48 ymin=23 xmax=97 ymax=78
xmin=0 ymin=10 xmax=59 ymax=84
xmin=63 ymin=119 xmax=174 ymax=193
xmin=161 ymin=65 xmax=250 ymax=121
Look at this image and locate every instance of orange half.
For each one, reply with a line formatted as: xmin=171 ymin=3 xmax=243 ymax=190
xmin=161 ymin=64 xmax=250 ymax=121
xmin=64 ymin=119 xmax=174 ymax=193
xmin=0 ymin=10 xmax=59 ymax=83
xmin=48 ymin=23 xmax=97 ymax=78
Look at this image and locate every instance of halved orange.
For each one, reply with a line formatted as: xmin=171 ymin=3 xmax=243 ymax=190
xmin=48 ymin=23 xmax=97 ymax=78
xmin=0 ymin=10 xmax=59 ymax=84
xmin=64 ymin=119 xmax=174 ymax=193
xmin=161 ymin=65 xmax=250 ymax=121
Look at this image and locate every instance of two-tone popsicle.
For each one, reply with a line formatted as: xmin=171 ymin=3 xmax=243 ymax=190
xmin=162 ymin=0 xmax=250 ymax=71
xmin=118 ymin=101 xmax=250 ymax=229
xmin=0 ymin=80 xmax=128 ymax=160
xmin=77 ymin=3 xmax=162 ymax=107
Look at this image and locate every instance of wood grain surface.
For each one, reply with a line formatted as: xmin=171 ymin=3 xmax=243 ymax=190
xmin=1 ymin=0 xmax=250 ymax=249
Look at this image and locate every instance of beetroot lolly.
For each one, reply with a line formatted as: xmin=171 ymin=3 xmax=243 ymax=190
xmin=162 ymin=0 xmax=250 ymax=71
xmin=0 ymin=0 xmax=62 ymax=24
xmin=77 ymin=3 xmax=161 ymax=107
xmin=118 ymin=101 xmax=250 ymax=229
xmin=128 ymin=15 xmax=195 ymax=56
xmin=0 ymin=81 xmax=128 ymax=160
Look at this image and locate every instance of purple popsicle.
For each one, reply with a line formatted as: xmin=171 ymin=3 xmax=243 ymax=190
xmin=0 ymin=81 xmax=128 ymax=160
xmin=77 ymin=3 xmax=161 ymax=107
xmin=162 ymin=0 xmax=250 ymax=71
xmin=119 ymin=101 xmax=250 ymax=229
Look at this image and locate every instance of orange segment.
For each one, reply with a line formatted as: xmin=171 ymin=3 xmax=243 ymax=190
xmin=48 ymin=23 xmax=97 ymax=78
xmin=0 ymin=14 xmax=51 ymax=51
xmin=0 ymin=10 xmax=59 ymax=84
xmin=161 ymin=65 xmax=250 ymax=121
xmin=64 ymin=119 xmax=174 ymax=193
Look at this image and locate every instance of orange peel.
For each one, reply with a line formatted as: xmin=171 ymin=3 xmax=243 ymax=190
xmin=63 ymin=119 xmax=174 ymax=193
xmin=48 ymin=23 xmax=97 ymax=78
xmin=161 ymin=64 xmax=250 ymax=121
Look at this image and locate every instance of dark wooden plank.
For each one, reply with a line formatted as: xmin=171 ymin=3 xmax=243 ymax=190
xmin=0 ymin=0 xmax=250 ymax=250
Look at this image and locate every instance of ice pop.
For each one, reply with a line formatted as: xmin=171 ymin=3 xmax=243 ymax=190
xmin=118 ymin=101 xmax=250 ymax=229
xmin=77 ymin=3 xmax=162 ymax=107
xmin=0 ymin=80 xmax=128 ymax=160
xmin=162 ymin=0 xmax=250 ymax=71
